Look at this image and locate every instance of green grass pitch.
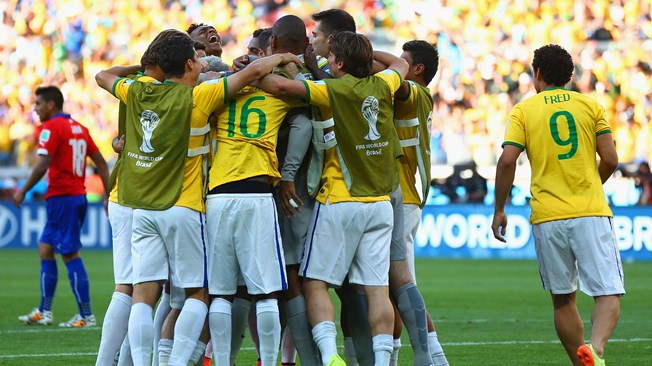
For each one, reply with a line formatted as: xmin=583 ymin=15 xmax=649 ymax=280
xmin=0 ymin=250 xmax=650 ymax=365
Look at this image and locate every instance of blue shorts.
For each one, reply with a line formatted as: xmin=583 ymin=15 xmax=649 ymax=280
xmin=40 ymin=195 xmax=88 ymax=254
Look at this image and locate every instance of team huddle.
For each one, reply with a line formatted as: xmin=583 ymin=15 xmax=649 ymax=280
xmin=15 ymin=5 xmax=625 ymax=366
xmin=90 ymin=8 xmax=445 ymax=366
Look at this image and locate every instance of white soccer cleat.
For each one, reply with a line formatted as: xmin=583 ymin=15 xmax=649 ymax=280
xmin=18 ymin=308 xmax=53 ymax=325
xmin=58 ymin=313 xmax=96 ymax=328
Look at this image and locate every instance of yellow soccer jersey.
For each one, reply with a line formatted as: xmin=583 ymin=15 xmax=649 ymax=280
xmin=503 ymin=87 xmax=613 ymax=224
xmin=208 ymin=86 xmax=304 ymax=189
xmin=113 ymin=77 xmax=228 ymax=212
xmin=109 ymin=74 xmax=158 ymax=204
xmin=303 ymin=70 xmax=402 ymax=204
xmin=394 ymin=82 xmax=424 ymax=205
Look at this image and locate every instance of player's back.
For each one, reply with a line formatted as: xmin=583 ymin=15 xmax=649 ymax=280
xmin=39 ymin=115 xmax=97 ymax=199
xmin=210 ymin=86 xmax=304 ymax=189
xmin=511 ymin=88 xmax=612 ymax=223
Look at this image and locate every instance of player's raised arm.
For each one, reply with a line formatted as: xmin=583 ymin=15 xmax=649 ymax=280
xmin=373 ymin=50 xmax=409 ymax=81
xmin=254 ymin=73 xmax=307 ymax=99
xmin=95 ymin=65 xmax=142 ymax=95
xmin=224 ymin=52 xmax=302 ymax=97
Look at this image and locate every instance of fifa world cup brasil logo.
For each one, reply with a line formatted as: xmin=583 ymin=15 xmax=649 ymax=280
xmin=362 ymin=96 xmax=381 ymax=141
xmin=139 ymin=110 xmax=160 ymax=153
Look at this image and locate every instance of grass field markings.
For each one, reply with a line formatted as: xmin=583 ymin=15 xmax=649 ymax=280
xmin=2 ymin=338 xmax=651 ymax=359
xmin=0 ymin=327 xmax=98 ymax=334
xmin=1 ymin=317 xmax=647 ymax=335
xmin=0 ymin=352 xmax=98 ymax=358
xmin=443 ymin=337 xmax=652 ymax=346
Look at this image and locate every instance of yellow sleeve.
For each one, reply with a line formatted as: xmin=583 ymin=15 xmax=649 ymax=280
xmin=112 ymin=78 xmax=131 ymax=103
xmin=375 ymin=69 xmax=403 ymax=93
xmin=304 ymin=80 xmax=331 ymax=109
xmin=503 ymin=104 xmax=526 ymax=150
xmin=594 ymin=102 xmax=611 ymax=136
xmin=394 ymin=82 xmax=418 ymax=120
xmin=194 ymin=78 xmax=228 ymax=115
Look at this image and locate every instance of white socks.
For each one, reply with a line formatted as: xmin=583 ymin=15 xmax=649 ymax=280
xmin=96 ymin=291 xmax=132 ymax=366
xmin=128 ymin=303 xmax=154 ymax=366
xmin=169 ymin=298 xmax=207 ymax=366
xmin=190 ymin=341 xmax=207 ymax=365
xmin=209 ymin=298 xmax=232 ymax=366
xmin=390 ymin=338 xmax=401 ymax=366
xmin=372 ymin=334 xmax=393 ymax=366
xmin=157 ymin=338 xmax=173 ymax=366
xmin=256 ymin=299 xmax=281 ymax=366
xmin=312 ymin=321 xmax=338 ymax=366
xmin=428 ymin=331 xmax=449 ymax=366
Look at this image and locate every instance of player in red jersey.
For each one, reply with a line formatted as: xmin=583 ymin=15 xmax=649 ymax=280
xmin=14 ymin=86 xmax=109 ymax=328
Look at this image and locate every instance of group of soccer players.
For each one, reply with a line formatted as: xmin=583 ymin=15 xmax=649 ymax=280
xmin=15 ymin=5 xmax=625 ymax=366
xmin=89 ymin=7 xmax=449 ymax=366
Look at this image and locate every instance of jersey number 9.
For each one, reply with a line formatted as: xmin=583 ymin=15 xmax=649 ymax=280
xmin=549 ymin=111 xmax=578 ymax=160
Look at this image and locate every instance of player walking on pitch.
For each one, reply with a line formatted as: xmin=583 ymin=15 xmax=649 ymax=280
xmin=492 ymin=44 xmax=623 ymax=366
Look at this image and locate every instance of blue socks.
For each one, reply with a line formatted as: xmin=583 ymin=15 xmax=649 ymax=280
xmin=39 ymin=259 xmax=58 ymax=312
xmin=65 ymin=257 xmax=92 ymax=316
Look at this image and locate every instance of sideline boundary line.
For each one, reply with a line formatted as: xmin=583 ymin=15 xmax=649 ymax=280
xmin=1 ymin=338 xmax=651 ymax=358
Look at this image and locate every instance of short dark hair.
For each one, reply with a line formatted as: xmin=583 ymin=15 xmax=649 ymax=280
xmin=532 ymin=44 xmax=574 ymax=87
xmin=258 ymin=28 xmax=273 ymax=53
xmin=272 ymin=15 xmax=307 ymax=52
xmin=186 ymin=23 xmax=206 ymax=35
xmin=193 ymin=40 xmax=206 ymax=51
xmin=252 ymin=28 xmax=265 ymax=38
xmin=329 ymin=31 xmax=372 ymax=78
xmin=35 ymin=86 xmax=64 ymax=109
xmin=402 ymin=40 xmax=439 ymax=84
xmin=311 ymin=9 xmax=356 ymax=36
xmin=156 ymin=35 xmax=196 ymax=79
xmin=141 ymin=29 xmax=187 ymax=69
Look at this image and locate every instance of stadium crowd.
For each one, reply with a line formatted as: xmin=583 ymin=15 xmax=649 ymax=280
xmin=1 ymin=0 xmax=651 ymax=170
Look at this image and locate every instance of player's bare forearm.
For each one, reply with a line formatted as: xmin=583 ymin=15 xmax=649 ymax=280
xmin=373 ymin=50 xmax=409 ymax=79
xmin=596 ymin=133 xmax=618 ymax=183
xmin=598 ymin=160 xmax=618 ymax=184
xmin=493 ymin=145 xmax=521 ymax=212
xmin=90 ymin=152 xmax=111 ymax=198
xmin=256 ymin=74 xmax=306 ymax=99
xmin=95 ymin=65 xmax=141 ymax=94
xmin=228 ymin=53 xmax=302 ymax=95
xmin=493 ymin=165 xmax=515 ymax=212
xmin=20 ymin=156 xmax=51 ymax=196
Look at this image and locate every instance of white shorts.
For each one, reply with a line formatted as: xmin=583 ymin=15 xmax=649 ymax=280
xmin=274 ymin=192 xmax=315 ymax=266
xmin=403 ymin=204 xmax=421 ymax=283
xmin=206 ymin=193 xmax=287 ymax=296
xmin=131 ymin=206 xmax=207 ymax=289
xmin=533 ymin=216 xmax=625 ymax=296
xmin=390 ymin=187 xmax=406 ymax=261
xmin=108 ymin=201 xmax=133 ymax=285
xmin=300 ymin=200 xmax=392 ymax=286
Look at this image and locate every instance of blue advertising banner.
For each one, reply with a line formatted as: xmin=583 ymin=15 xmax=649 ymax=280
xmin=415 ymin=205 xmax=652 ymax=261
xmin=1 ymin=201 xmax=650 ymax=261
xmin=0 ymin=202 xmax=112 ymax=250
